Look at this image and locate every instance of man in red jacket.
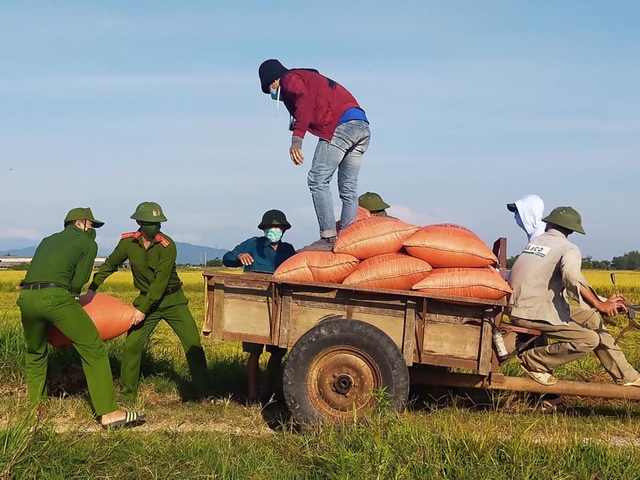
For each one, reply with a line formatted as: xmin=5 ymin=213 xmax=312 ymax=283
xmin=259 ymin=59 xmax=371 ymax=251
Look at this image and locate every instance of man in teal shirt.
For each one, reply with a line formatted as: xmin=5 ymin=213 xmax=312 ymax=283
xmin=223 ymin=209 xmax=295 ymax=403
xmin=18 ymin=207 xmax=143 ymax=428
xmin=88 ymin=202 xmax=209 ymax=400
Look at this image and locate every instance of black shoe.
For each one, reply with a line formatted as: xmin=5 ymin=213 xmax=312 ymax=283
xmin=297 ymin=237 xmax=336 ymax=252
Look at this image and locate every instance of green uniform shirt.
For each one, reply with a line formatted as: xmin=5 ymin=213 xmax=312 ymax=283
xmin=89 ymin=230 xmax=182 ymax=314
xmin=23 ymin=225 xmax=97 ymax=295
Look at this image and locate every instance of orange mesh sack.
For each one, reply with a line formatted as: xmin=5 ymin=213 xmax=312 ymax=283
xmin=412 ymin=267 xmax=512 ymax=301
xmin=273 ymin=251 xmax=359 ymax=283
xmin=342 ymin=253 xmax=432 ymax=290
xmin=47 ymin=293 xmax=137 ymax=348
xmin=333 ymin=217 xmax=420 ymax=260
xmin=403 ymin=224 xmax=498 ymax=268
xmin=336 ymin=206 xmax=371 ymax=232
xmin=356 ymin=206 xmax=372 ymax=220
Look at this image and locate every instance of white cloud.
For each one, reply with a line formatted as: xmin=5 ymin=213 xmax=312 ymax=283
xmin=0 ymin=228 xmax=41 ymax=240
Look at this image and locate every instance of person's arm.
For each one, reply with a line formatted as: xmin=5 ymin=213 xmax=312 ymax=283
xmin=285 ymin=73 xmax=314 ymax=165
xmin=88 ymin=240 xmax=129 ymax=292
xmin=136 ymin=242 xmax=177 ymax=314
xmin=562 ymin=247 xmax=627 ymax=316
xmin=70 ymin=240 xmax=98 ymax=296
xmin=222 ymin=238 xmax=255 ymax=267
xmin=579 ymin=285 xmax=627 ymax=317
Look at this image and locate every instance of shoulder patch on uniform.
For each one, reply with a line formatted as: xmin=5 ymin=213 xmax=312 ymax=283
xmin=522 ymin=244 xmax=551 ymax=258
xmin=121 ymin=231 xmax=141 ymax=240
xmin=155 ymin=234 xmax=171 ymax=247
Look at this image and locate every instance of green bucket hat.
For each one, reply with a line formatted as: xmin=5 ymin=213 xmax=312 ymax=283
xmin=130 ymin=201 xmax=168 ymax=223
xmin=358 ymin=192 xmax=390 ymax=212
xmin=542 ymin=206 xmax=585 ymax=235
xmin=64 ymin=207 xmax=104 ymax=228
xmin=258 ymin=209 xmax=291 ymax=230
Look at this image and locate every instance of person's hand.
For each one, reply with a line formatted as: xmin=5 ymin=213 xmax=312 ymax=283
xmin=131 ymin=309 xmax=146 ymax=326
xmin=289 ymin=148 xmax=304 ymax=165
xmin=598 ymin=295 xmax=628 ymax=317
xmin=237 ymin=253 xmax=254 ymax=266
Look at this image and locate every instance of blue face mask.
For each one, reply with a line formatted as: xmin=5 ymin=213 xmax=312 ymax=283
xmin=270 ymin=86 xmax=282 ymax=116
xmin=265 ymin=228 xmax=283 ymax=244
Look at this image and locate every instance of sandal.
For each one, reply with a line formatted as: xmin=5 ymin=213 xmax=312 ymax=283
xmin=101 ymin=411 xmax=146 ymax=430
xmin=520 ymin=363 xmax=557 ymax=386
xmin=623 ymin=377 xmax=640 ymax=387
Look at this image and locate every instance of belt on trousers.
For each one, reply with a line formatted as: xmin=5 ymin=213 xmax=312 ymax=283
xmin=164 ymin=282 xmax=183 ymax=295
xmin=19 ymin=282 xmax=66 ymax=291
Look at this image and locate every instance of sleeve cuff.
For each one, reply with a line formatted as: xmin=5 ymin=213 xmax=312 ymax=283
xmin=290 ymin=135 xmax=303 ymax=150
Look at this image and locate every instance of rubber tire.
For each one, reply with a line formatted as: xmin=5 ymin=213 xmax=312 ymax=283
xmin=283 ymin=318 xmax=410 ymax=425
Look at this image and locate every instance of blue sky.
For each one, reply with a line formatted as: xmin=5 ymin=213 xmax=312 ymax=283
xmin=1 ymin=1 xmax=639 ymax=259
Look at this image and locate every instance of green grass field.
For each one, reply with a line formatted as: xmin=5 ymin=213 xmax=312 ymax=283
xmin=2 ymin=269 xmax=640 ymax=479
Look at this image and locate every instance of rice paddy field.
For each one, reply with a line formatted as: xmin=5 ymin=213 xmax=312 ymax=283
xmin=2 ymin=269 xmax=640 ymax=479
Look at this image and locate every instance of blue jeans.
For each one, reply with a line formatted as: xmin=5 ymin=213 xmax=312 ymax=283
xmin=307 ymin=120 xmax=371 ymax=238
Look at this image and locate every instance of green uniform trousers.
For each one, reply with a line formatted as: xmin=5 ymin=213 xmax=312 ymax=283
xmin=513 ymin=306 xmax=639 ymax=384
xmin=17 ymin=288 xmax=118 ymax=415
xmin=120 ymin=300 xmax=208 ymax=399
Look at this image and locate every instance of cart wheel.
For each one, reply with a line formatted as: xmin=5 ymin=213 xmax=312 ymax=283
xmin=283 ymin=318 xmax=409 ymax=425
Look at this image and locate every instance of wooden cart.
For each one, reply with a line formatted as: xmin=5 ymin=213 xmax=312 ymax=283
xmin=202 ymin=240 xmax=640 ymax=423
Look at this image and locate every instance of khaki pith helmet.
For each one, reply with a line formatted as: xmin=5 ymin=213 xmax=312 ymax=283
xmin=258 ymin=209 xmax=291 ymax=230
xmin=358 ymin=192 xmax=390 ymax=212
xmin=542 ymin=206 xmax=585 ymax=235
xmin=130 ymin=201 xmax=168 ymax=223
xmin=64 ymin=207 xmax=104 ymax=228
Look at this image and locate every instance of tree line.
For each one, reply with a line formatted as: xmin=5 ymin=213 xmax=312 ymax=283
xmin=507 ymin=251 xmax=640 ymax=270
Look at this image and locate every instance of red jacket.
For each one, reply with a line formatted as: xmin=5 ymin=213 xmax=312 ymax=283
xmin=280 ymin=69 xmax=362 ymax=141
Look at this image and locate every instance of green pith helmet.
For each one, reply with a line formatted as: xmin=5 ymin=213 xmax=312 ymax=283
xmin=358 ymin=192 xmax=390 ymax=212
xmin=64 ymin=207 xmax=104 ymax=228
xmin=542 ymin=206 xmax=585 ymax=235
xmin=130 ymin=201 xmax=168 ymax=223
xmin=258 ymin=209 xmax=291 ymax=230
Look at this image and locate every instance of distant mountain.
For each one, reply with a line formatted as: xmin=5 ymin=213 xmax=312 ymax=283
xmin=1 ymin=246 xmax=36 ymax=257
xmin=1 ymin=242 xmax=227 ymax=266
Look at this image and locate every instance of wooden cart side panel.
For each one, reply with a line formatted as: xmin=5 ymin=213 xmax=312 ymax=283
xmin=278 ymin=292 xmax=293 ymax=348
xmin=421 ymin=322 xmax=482 ymax=364
xmin=287 ymin=305 xmax=405 ymax=349
xmin=212 ymin=284 xmax=226 ymax=343
xmin=403 ymin=300 xmax=417 ymax=366
xmin=477 ymin=318 xmax=493 ymax=375
xmin=202 ymin=280 xmax=214 ymax=335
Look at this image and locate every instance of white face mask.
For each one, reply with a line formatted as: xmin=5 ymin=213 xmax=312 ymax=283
xmin=270 ymin=86 xmax=281 ymax=116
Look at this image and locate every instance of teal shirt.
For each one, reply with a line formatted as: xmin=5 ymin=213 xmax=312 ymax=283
xmin=89 ymin=230 xmax=182 ymax=314
xmin=223 ymin=236 xmax=295 ymax=273
xmin=23 ymin=225 xmax=97 ymax=295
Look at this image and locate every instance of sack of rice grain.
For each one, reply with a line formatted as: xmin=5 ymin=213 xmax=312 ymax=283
xmin=403 ymin=224 xmax=498 ymax=268
xmin=412 ymin=266 xmax=511 ymax=301
xmin=273 ymin=251 xmax=359 ymax=283
xmin=342 ymin=252 xmax=432 ymax=290
xmin=333 ymin=217 xmax=419 ymax=260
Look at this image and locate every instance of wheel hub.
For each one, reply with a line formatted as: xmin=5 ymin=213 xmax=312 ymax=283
xmin=307 ymin=346 xmax=382 ymax=420
xmin=333 ymin=373 xmax=354 ymax=394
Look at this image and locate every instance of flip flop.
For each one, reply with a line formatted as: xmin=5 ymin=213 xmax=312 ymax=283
xmin=102 ymin=412 xmax=146 ymax=430
xmin=623 ymin=377 xmax=640 ymax=387
xmin=520 ymin=363 xmax=557 ymax=386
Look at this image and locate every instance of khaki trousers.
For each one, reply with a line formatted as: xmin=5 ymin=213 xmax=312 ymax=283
xmin=512 ymin=306 xmax=638 ymax=384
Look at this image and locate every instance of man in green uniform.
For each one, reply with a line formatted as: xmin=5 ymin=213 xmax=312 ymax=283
xmin=18 ymin=207 xmax=144 ymax=428
xmin=88 ymin=201 xmax=209 ymax=400
xmin=358 ymin=192 xmax=391 ymax=217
